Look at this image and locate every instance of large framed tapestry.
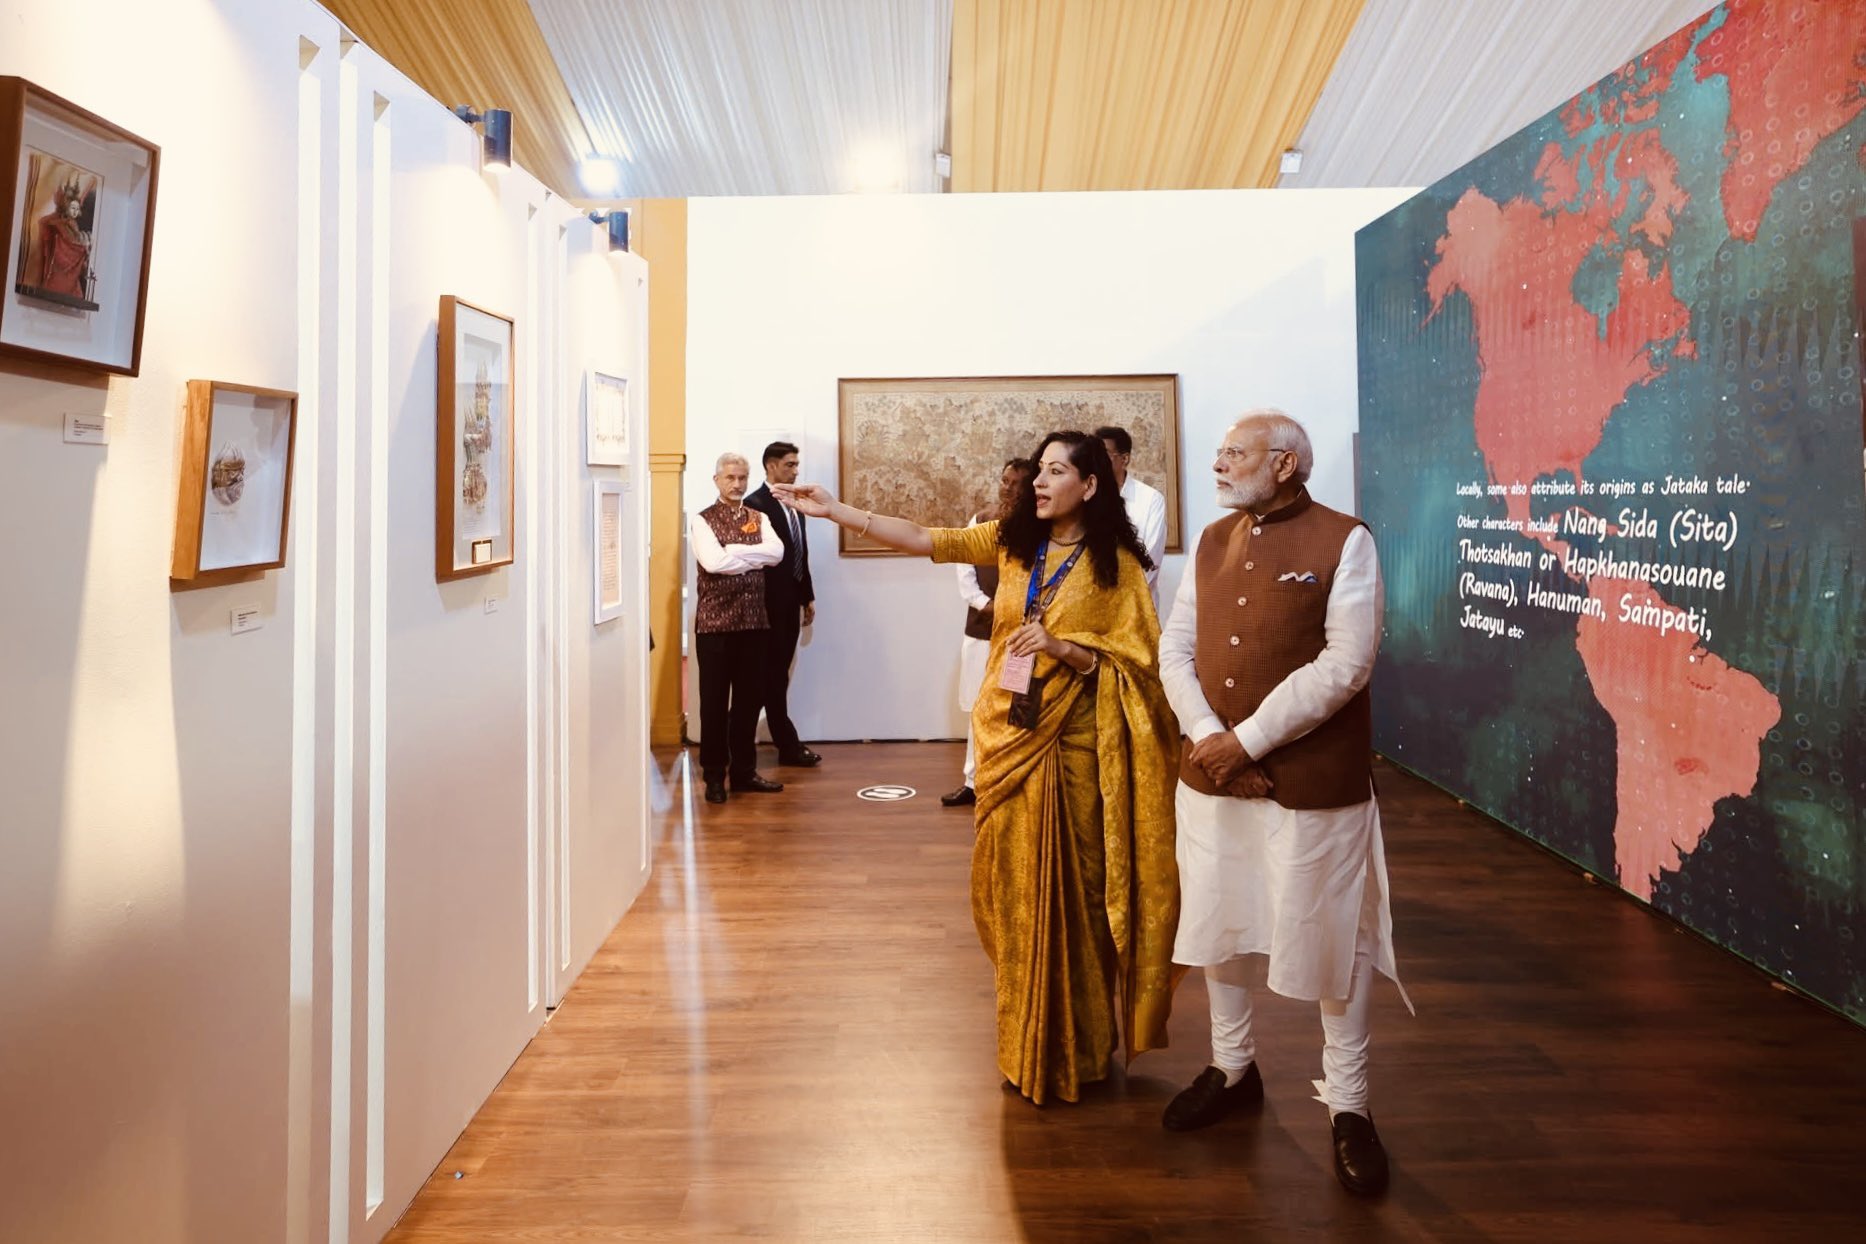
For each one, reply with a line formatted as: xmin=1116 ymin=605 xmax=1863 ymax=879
xmin=836 ymin=374 xmax=1182 ymax=556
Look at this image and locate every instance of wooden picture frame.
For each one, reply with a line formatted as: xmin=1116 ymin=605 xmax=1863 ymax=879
xmin=836 ymin=374 xmax=1183 ymax=556
xmin=436 ymin=295 xmax=516 ymax=580
xmin=592 ymin=478 xmax=626 ymax=625
xmin=0 ymin=77 xmax=159 ymax=376
xmin=171 ymin=380 xmax=297 ymax=583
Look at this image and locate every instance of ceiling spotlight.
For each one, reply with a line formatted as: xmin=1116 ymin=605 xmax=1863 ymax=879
xmin=578 ymin=155 xmax=624 ymax=197
xmin=1279 ymin=148 xmax=1303 ymax=176
xmin=850 ymin=142 xmax=903 ymax=194
xmin=588 ymin=209 xmax=630 ymax=253
xmin=453 ymin=105 xmax=512 ymax=172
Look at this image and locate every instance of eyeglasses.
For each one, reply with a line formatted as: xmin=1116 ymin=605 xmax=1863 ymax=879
xmin=1217 ymin=445 xmax=1291 ymax=462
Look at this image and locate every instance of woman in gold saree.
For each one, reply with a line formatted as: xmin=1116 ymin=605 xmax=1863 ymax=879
xmin=775 ymin=431 xmax=1180 ymax=1104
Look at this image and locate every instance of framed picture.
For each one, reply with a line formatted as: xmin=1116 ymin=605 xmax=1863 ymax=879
xmin=586 ymin=368 xmax=629 ymax=466
xmin=0 ymin=77 xmax=159 ymax=376
xmin=836 ymin=374 xmax=1182 ymax=556
xmin=436 ymin=295 xmax=516 ymax=580
xmin=593 ymin=478 xmax=626 ymax=625
xmin=170 ymin=381 xmax=297 ymax=582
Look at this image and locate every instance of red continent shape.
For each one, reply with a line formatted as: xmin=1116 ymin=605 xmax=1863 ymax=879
xmin=1697 ymin=0 xmax=1866 ymax=241
xmin=1428 ymin=183 xmax=1690 ymax=496
xmin=1575 ymin=578 xmax=1781 ymax=900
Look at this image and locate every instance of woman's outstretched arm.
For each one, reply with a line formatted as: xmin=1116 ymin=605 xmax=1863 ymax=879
xmin=772 ymin=483 xmax=933 ymax=557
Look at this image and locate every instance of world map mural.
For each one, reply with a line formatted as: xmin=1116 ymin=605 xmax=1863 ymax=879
xmin=1357 ymin=0 xmax=1865 ymax=1023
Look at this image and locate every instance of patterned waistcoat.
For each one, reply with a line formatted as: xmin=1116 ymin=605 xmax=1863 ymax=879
xmin=1180 ymin=489 xmax=1372 ymax=809
xmin=696 ymin=501 xmax=771 ymax=634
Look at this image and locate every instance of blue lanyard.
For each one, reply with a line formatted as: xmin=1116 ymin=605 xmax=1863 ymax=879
xmin=1024 ymin=539 xmax=1085 ymax=622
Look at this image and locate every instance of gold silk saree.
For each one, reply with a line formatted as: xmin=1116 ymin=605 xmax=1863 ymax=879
xmin=931 ymin=521 xmax=1181 ymax=1104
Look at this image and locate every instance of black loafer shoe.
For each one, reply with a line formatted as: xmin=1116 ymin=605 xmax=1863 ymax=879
xmin=1162 ymin=1063 xmax=1263 ymax=1131
xmin=703 ymin=781 xmax=728 ymax=805
xmin=941 ymin=785 xmax=977 ymax=807
xmin=732 ymin=773 xmax=784 ymax=793
xmin=778 ymin=746 xmax=822 ymax=767
xmin=1331 ymin=1111 xmax=1389 ymax=1195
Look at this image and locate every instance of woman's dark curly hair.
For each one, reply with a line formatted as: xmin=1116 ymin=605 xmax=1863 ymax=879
xmin=998 ymin=430 xmax=1153 ymax=588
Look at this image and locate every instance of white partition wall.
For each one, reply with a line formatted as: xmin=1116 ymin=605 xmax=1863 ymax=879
xmin=685 ymin=189 xmax=1411 ymax=742
xmin=0 ymin=3 xmax=652 ymax=1242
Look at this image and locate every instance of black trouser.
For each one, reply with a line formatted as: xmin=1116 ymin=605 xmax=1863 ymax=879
xmin=762 ymin=601 xmax=803 ymax=755
xmin=696 ymin=629 xmax=765 ymax=783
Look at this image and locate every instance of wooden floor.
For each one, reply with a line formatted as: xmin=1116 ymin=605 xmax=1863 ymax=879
xmin=386 ymin=744 xmax=1866 ymax=1243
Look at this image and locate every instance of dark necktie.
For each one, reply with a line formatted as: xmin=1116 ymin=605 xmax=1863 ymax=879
xmin=788 ymin=507 xmax=804 ymax=579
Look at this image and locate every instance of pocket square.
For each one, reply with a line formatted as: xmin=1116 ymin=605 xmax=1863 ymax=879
xmin=1278 ymin=571 xmax=1319 ymax=583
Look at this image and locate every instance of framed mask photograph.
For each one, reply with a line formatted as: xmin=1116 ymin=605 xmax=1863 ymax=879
xmin=0 ymin=77 xmax=159 ymax=376
xmin=170 ymin=380 xmax=297 ymax=583
xmin=436 ymin=295 xmax=516 ymax=580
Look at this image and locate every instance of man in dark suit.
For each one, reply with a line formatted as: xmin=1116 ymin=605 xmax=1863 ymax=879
xmin=745 ymin=441 xmax=822 ymax=767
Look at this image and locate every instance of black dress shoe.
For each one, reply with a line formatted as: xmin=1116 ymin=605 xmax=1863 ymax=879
xmin=777 ymin=746 xmax=822 ymax=767
xmin=703 ymin=781 xmax=728 ymax=805
xmin=731 ymin=773 xmax=784 ymax=793
xmin=941 ymin=785 xmax=977 ymax=807
xmin=1162 ymin=1063 xmax=1263 ymax=1131
xmin=1331 ymin=1111 xmax=1389 ymax=1195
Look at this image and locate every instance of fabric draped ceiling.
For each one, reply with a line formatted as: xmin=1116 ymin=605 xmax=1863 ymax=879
xmin=1279 ymin=0 xmax=1720 ymax=189
xmin=530 ymin=0 xmax=955 ymax=197
xmin=950 ymin=0 xmax=1366 ymax=192
xmin=320 ymin=0 xmax=593 ymax=199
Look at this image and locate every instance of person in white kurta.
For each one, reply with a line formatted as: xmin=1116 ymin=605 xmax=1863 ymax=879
xmin=952 ymin=517 xmax=992 ymax=796
xmin=1097 ymin=426 xmax=1168 ymax=604
xmin=1158 ymin=410 xmax=1408 ymax=1197
xmin=946 ymin=458 xmax=1036 ymax=806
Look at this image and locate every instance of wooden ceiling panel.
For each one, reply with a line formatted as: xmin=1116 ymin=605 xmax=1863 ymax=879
xmin=318 ymin=0 xmax=591 ymax=199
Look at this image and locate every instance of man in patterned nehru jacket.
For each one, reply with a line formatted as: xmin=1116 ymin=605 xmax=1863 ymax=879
xmin=1157 ymin=409 xmax=1410 ymax=1196
xmin=691 ymin=452 xmax=786 ymax=805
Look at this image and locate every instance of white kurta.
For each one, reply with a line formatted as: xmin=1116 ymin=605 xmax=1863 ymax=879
xmin=1159 ymin=523 xmax=1408 ymax=1009
xmin=1120 ymin=474 xmax=1168 ymax=596
xmin=955 ymin=515 xmax=992 ymax=713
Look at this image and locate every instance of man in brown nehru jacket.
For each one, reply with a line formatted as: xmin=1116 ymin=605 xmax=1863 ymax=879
xmin=1157 ymin=409 xmax=1410 ymax=1196
xmin=691 ymin=452 xmax=786 ymax=805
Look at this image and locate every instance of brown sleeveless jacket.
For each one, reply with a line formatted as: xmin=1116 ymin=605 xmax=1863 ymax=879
xmin=695 ymin=502 xmax=771 ymax=634
xmin=1180 ymin=489 xmax=1372 ymax=809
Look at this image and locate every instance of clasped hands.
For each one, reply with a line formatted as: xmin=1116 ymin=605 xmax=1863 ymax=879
xmin=1189 ymin=730 xmax=1274 ymax=799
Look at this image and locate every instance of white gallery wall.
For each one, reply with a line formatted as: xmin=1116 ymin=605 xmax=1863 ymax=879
xmin=0 ymin=2 xmax=652 ymax=1242
xmin=686 ymin=188 xmax=1412 ymax=742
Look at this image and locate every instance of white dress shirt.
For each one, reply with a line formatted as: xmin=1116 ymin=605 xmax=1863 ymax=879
xmin=690 ymin=503 xmax=783 ymax=575
xmin=1120 ymin=474 xmax=1168 ymax=591
xmin=1159 ymin=523 xmax=1382 ymax=761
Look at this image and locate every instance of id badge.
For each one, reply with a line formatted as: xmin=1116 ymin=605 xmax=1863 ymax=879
xmin=998 ymin=650 xmax=1035 ymax=694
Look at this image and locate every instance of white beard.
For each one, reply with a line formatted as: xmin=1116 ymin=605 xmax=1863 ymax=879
xmin=1216 ymin=461 xmax=1279 ymax=512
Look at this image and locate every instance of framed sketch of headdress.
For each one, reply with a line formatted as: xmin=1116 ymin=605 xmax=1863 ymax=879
xmin=171 ymin=381 xmax=297 ymax=583
xmin=436 ymin=295 xmax=517 ymax=580
xmin=0 ymin=77 xmax=159 ymax=376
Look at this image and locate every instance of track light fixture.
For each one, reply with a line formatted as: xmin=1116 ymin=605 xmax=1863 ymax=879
xmin=453 ymin=105 xmax=512 ymax=172
xmin=588 ymin=209 xmax=630 ymax=253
